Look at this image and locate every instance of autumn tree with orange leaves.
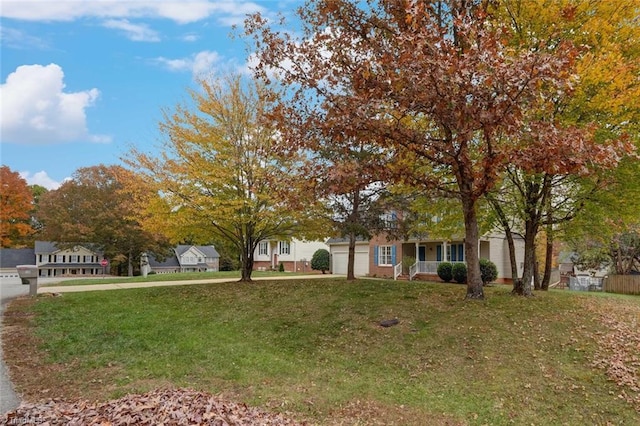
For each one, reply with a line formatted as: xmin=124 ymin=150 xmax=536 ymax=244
xmin=36 ymin=165 xmax=172 ymax=276
xmin=244 ymin=0 xmax=635 ymax=299
xmin=0 ymin=165 xmax=34 ymax=248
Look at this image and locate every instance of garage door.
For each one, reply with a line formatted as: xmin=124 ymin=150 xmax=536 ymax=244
xmin=331 ymin=246 xmax=369 ymax=276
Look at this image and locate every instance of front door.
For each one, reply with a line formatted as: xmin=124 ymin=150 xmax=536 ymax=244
xmin=418 ymin=246 xmax=426 ymax=261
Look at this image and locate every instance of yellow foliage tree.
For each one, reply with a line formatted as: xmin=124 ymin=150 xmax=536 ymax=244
xmin=128 ymin=75 xmax=328 ymax=281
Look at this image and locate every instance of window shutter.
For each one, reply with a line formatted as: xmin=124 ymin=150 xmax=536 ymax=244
xmin=391 ymin=245 xmax=397 ymax=265
xmin=458 ymin=244 xmax=464 ymax=262
xmin=374 ymin=246 xmax=379 ymax=266
xmin=436 ymin=245 xmax=442 ymax=262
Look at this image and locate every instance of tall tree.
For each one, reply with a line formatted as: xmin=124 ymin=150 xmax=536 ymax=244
xmin=36 ymin=165 xmax=171 ymax=276
xmin=0 ymin=165 xmax=34 ymax=248
xmin=487 ymin=0 xmax=640 ymax=294
xmin=298 ymin=137 xmax=390 ymax=281
xmin=128 ymin=74 xmax=326 ymax=282
xmin=246 ymin=0 xmax=591 ymax=299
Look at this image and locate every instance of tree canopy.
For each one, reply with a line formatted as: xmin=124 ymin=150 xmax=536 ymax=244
xmin=244 ymin=0 xmax=634 ymax=298
xmin=128 ymin=74 xmax=328 ymax=282
xmin=36 ymin=165 xmax=171 ymax=276
xmin=0 ymin=165 xmax=34 ymax=248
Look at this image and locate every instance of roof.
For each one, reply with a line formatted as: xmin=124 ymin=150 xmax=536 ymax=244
xmin=149 ymin=254 xmax=181 ymax=268
xmin=326 ymin=236 xmax=369 ymax=245
xmin=175 ymin=245 xmax=219 ymax=258
xmin=34 ymin=241 xmax=103 ymax=255
xmin=0 ymin=248 xmax=36 ymax=268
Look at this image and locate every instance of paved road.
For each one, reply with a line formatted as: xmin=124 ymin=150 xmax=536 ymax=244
xmin=1 ymin=276 xmax=28 ymax=415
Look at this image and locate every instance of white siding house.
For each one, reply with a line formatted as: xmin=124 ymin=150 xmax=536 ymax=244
xmin=253 ymin=238 xmax=330 ymax=273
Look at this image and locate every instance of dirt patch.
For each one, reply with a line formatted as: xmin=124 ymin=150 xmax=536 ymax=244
xmin=328 ymin=399 xmax=466 ymax=426
xmin=2 ymin=297 xmax=64 ymax=402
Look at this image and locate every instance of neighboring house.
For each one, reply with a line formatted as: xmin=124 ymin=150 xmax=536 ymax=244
xmin=558 ymin=251 xmax=609 ymax=278
xmin=148 ymin=245 xmax=220 ymax=274
xmin=0 ymin=248 xmax=36 ymax=278
xmin=328 ymin=231 xmax=525 ymax=283
xmin=253 ymin=238 xmax=330 ymax=273
xmin=34 ymin=241 xmax=105 ymax=278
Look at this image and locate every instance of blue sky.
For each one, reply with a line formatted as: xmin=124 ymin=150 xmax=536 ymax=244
xmin=1 ymin=0 xmax=299 ymax=189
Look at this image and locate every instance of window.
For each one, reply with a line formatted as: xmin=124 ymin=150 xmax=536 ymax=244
xmin=70 ymin=255 xmax=79 ymax=263
xmin=279 ymin=241 xmax=290 ymax=255
xmin=379 ymin=245 xmax=393 ymax=266
xmin=381 ymin=211 xmax=398 ymax=229
xmin=441 ymin=244 xmax=464 ymax=262
xmin=258 ymin=242 xmax=268 ymax=256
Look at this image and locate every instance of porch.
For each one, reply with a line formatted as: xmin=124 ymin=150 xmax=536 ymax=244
xmin=394 ymin=239 xmax=490 ymax=281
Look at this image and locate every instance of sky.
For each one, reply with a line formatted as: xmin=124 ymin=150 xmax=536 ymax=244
xmin=0 ymin=0 xmax=299 ymax=190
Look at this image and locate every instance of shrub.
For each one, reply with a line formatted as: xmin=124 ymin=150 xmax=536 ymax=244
xmin=452 ymin=262 xmax=467 ymax=283
xmin=479 ymin=258 xmax=498 ymax=285
xmin=278 ymin=262 xmax=285 ymax=272
xmin=402 ymin=256 xmax=416 ymax=275
xmin=437 ymin=262 xmax=453 ymax=282
xmin=311 ymin=249 xmax=330 ymax=274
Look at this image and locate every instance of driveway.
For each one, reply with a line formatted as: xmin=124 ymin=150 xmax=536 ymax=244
xmin=1 ymin=276 xmax=28 ymax=415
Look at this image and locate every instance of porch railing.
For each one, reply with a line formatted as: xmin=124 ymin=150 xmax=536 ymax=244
xmin=409 ymin=262 xmax=418 ymax=281
xmin=410 ymin=261 xmax=466 ymax=280
xmin=393 ymin=262 xmax=402 ymax=281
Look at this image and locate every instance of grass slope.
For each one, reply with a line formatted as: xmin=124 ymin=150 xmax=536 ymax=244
xmin=3 ymin=279 xmax=639 ymax=425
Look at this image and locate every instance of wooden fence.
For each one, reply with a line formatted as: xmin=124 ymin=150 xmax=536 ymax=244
xmin=604 ymin=275 xmax=640 ymax=295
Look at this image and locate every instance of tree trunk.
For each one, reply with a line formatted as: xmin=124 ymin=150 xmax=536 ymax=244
xmin=346 ymin=189 xmax=360 ymax=282
xmin=513 ymin=219 xmax=536 ymax=296
xmin=541 ymin=226 xmax=553 ymax=290
xmin=240 ymin=240 xmax=254 ymax=282
xmin=128 ymin=248 xmax=134 ymax=277
xmin=512 ymin=178 xmax=545 ymax=297
xmin=461 ymin=197 xmax=484 ymax=300
xmin=488 ymin=195 xmax=519 ymax=282
xmin=347 ymin=233 xmax=356 ymax=281
xmin=533 ymin=257 xmax=541 ymax=290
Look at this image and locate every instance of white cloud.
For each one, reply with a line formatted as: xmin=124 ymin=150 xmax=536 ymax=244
xmin=0 ymin=26 xmax=49 ymax=49
xmin=153 ymin=50 xmax=223 ymax=78
xmin=0 ymin=63 xmax=112 ymax=145
xmin=102 ymin=19 xmax=160 ymax=42
xmin=19 ymin=170 xmax=65 ymax=190
xmin=0 ymin=1 xmax=266 ymax=25
xmin=182 ymin=33 xmax=199 ymax=42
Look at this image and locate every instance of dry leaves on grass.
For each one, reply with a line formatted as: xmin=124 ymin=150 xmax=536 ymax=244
xmin=581 ymin=299 xmax=640 ymax=412
xmin=1 ymin=388 xmax=306 ymax=426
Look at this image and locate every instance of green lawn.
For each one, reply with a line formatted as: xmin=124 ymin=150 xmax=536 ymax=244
xmin=5 ymin=279 xmax=640 ymax=425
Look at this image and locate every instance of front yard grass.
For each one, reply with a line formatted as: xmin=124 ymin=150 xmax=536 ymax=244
xmin=3 ymin=279 xmax=639 ymax=425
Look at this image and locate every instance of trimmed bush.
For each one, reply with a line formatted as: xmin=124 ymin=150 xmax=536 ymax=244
xmin=479 ymin=258 xmax=498 ymax=285
xmin=452 ymin=262 xmax=467 ymax=283
xmin=278 ymin=262 xmax=285 ymax=272
xmin=437 ymin=262 xmax=453 ymax=282
xmin=311 ymin=249 xmax=330 ymax=274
